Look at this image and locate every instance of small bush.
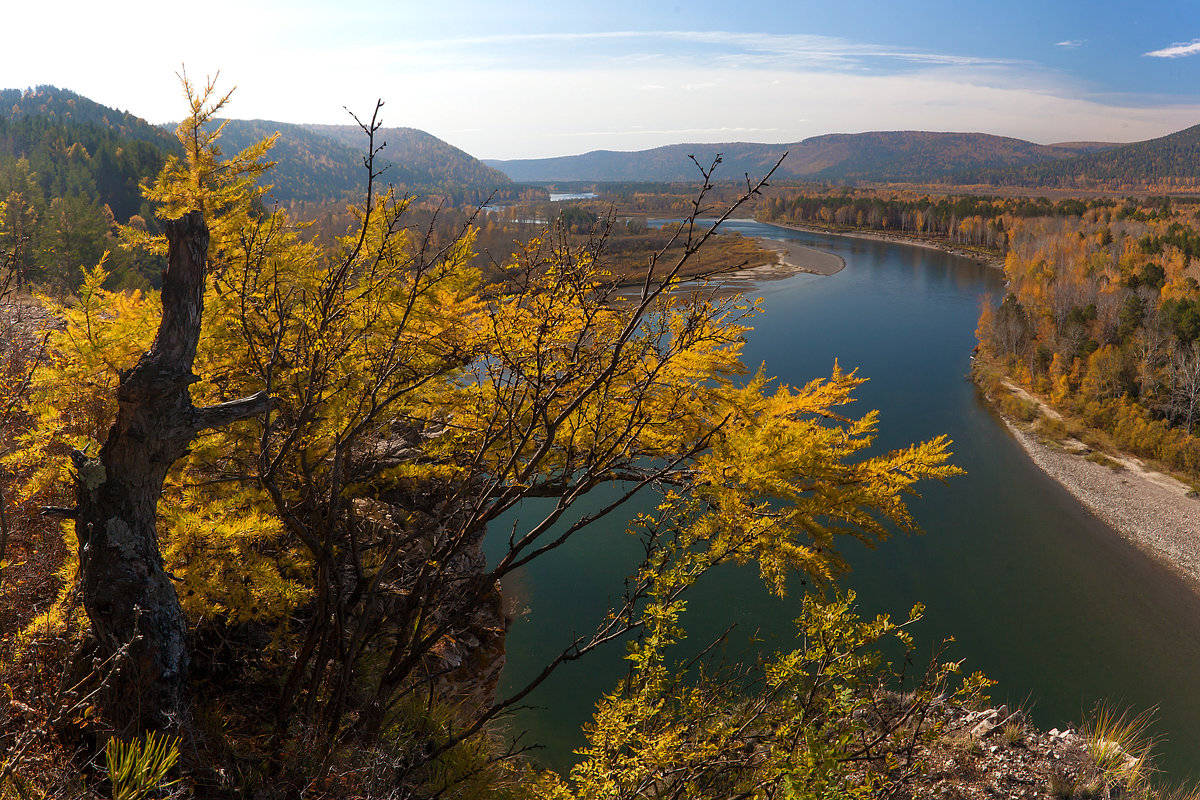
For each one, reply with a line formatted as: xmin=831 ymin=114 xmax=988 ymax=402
xmin=1038 ymin=416 xmax=1070 ymax=442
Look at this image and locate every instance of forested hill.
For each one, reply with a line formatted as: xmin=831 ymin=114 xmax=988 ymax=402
xmin=306 ymin=124 xmax=516 ymax=200
xmin=0 ymin=86 xmax=178 ymax=224
xmin=214 ymin=120 xmax=517 ymax=205
xmin=485 ymin=132 xmax=1116 ymax=183
xmin=0 ymin=86 xmax=178 ymax=150
xmin=978 ymin=122 xmax=1200 ymax=190
xmin=211 ymin=119 xmax=363 ymax=204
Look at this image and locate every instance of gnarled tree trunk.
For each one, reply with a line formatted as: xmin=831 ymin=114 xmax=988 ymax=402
xmin=73 ymin=211 xmax=269 ymax=735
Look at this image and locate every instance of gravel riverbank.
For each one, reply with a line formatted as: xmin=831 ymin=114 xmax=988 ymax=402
xmin=995 ymin=382 xmax=1200 ymax=592
xmin=758 ymin=238 xmax=846 ymax=275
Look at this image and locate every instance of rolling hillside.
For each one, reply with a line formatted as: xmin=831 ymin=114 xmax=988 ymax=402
xmin=485 ymin=132 xmax=1119 ymax=184
xmin=214 ymin=120 xmax=516 ymax=205
xmin=0 ymin=86 xmax=179 ymax=151
xmin=983 ymin=122 xmax=1200 ymax=189
xmin=0 ymin=86 xmax=178 ymax=223
xmin=307 ymin=124 xmax=515 ymax=198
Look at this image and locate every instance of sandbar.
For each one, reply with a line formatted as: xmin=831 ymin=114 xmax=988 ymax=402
xmin=761 ymin=219 xmax=1004 ymax=270
xmin=762 ymin=238 xmax=845 ymax=276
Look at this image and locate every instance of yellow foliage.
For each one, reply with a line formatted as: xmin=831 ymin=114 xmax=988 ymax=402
xmin=3 ymin=81 xmax=974 ymax=796
xmin=553 ymin=592 xmax=989 ymax=800
xmin=688 ymin=365 xmax=961 ymax=593
xmin=160 ymin=483 xmax=307 ymax=624
xmin=129 ymin=72 xmax=278 ymax=253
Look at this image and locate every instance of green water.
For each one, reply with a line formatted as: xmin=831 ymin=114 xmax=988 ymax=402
xmin=487 ymin=222 xmax=1200 ymax=783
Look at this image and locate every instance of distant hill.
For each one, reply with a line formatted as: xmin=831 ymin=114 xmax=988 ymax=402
xmin=209 ymin=119 xmax=364 ymax=204
xmin=214 ymin=120 xmax=515 ymax=205
xmin=485 ymin=132 xmax=1119 ymax=184
xmin=983 ymin=123 xmax=1200 ymax=189
xmin=306 ymin=124 xmax=516 ymax=199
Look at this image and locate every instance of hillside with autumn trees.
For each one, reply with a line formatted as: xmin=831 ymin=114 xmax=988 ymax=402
xmin=980 ymin=123 xmax=1200 ymax=191
xmin=758 ymin=181 xmax=1200 ymax=480
xmin=974 ymin=196 xmax=1200 ymax=477
xmin=214 ymin=119 xmax=524 ymax=206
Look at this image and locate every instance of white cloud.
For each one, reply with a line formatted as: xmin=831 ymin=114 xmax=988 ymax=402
xmin=1144 ymin=39 xmax=1200 ymax=58
xmin=1055 ymin=40 xmax=1085 ymax=48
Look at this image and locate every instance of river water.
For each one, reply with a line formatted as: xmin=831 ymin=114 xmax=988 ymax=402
xmin=487 ymin=220 xmax=1200 ymax=782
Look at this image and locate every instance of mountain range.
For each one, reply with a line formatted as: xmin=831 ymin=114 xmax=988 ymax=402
xmin=483 ymin=132 xmax=1123 ymax=184
xmin=0 ymin=87 xmax=518 ymax=211
xmin=2 ymin=86 xmax=1200 ymax=217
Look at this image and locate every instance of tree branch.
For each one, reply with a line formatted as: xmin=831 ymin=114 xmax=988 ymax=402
xmin=192 ymin=390 xmax=272 ymax=432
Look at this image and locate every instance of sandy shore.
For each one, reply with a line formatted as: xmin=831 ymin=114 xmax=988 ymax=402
xmin=758 ymin=238 xmax=846 ymax=276
xmin=695 ymin=234 xmax=845 ymax=292
xmin=994 ymin=381 xmax=1200 ymax=592
xmin=760 ymin=219 xmax=1005 ymax=270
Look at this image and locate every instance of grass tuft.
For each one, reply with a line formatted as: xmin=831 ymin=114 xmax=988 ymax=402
xmin=1083 ymin=702 xmax=1157 ymax=792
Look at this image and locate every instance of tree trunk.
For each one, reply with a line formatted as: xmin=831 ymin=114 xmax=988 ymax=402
xmin=73 ymin=211 xmax=269 ymax=736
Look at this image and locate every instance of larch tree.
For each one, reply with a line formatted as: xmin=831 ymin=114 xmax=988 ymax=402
xmin=69 ymin=210 xmax=269 ymax=735
xmin=43 ymin=78 xmax=276 ymax=738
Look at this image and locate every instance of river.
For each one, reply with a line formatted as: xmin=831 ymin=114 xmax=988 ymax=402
xmin=487 ymin=220 xmax=1200 ymax=783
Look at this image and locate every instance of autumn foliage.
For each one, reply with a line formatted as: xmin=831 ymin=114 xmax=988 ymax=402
xmin=974 ymin=198 xmax=1200 ymax=478
xmin=0 ymin=82 xmax=979 ymax=798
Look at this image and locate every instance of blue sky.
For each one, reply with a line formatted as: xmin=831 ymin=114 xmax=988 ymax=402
xmin=3 ymin=0 xmax=1199 ymax=158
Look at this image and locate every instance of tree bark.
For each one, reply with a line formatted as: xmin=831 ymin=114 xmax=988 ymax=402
xmin=73 ymin=211 xmax=269 ymax=736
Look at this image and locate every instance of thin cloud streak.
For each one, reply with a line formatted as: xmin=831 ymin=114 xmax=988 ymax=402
xmin=381 ymin=29 xmax=1017 ymax=71
xmin=1144 ymin=39 xmax=1200 ymax=58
